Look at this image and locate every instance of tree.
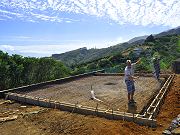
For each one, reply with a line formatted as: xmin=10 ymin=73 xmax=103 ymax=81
xmin=53 ymin=61 xmax=70 ymax=79
xmin=108 ymin=53 xmax=125 ymax=65
xmin=72 ymin=67 xmax=87 ymax=75
xmin=97 ymin=59 xmax=112 ymax=68
xmin=87 ymin=62 xmax=97 ymax=70
xmin=145 ymin=34 xmax=155 ymax=42
xmin=0 ymin=51 xmax=71 ymax=90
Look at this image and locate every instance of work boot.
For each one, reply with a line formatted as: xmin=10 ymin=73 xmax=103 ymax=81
xmin=128 ymin=100 xmax=132 ymax=104
xmin=130 ymin=99 xmax=136 ymax=103
xmin=162 ymin=129 xmax=171 ymax=135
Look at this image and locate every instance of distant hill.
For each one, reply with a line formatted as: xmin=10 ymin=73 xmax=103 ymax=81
xmin=155 ymin=26 xmax=180 ymax=37
xmin=52 ymin=42 xmax=135 ymax=66
xmin=127 ymin=35 xmax=148 ymax=43
xmin=52 ymin=26 xmax=180 ymax=66
xmin=73 ymin=34 xmax=180 ymax=74
xmin=52 ymin=41 xmax=145 ymax=66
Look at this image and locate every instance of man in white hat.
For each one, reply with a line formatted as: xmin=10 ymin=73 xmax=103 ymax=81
xmin=124 ymin=58 xmax=141 ymax=104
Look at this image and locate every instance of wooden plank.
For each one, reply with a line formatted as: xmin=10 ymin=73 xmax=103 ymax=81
xmin=5 ymin=92 xmax=157 ymax=127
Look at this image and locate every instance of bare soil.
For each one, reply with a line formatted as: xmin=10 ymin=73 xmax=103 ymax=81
xmin=17 ymin=75 xmax=160 ymax=113
xmin=0 ymin=74 xmax=179 ymax=135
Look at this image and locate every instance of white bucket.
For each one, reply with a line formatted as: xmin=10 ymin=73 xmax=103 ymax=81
xmin=90 ymin=90 xmax=95 ymax=99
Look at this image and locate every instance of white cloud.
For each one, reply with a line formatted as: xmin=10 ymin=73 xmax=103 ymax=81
xmin=0 ymin=36 xmax=32 ymax=42
xmin=48 ymin=0 xmax=54 ymax=7
xmin=65 ymin=20 xmax=71 ymax=23
xmin=0 ymin=45 xmax=15 ymax=51
xmin=0 ymin=37 xmax=127 ymax=57
xmin=0 ymin=44 xmax=81 ymax=57
xmin=14 ymin=36 xmax=32 ymax=39
xmin=0 ymin=44 xmax=88 ymax=57
xmin=0 ymin=0 xmax=179 ymax=27
xmin=30 ymin=12 xmax=62 ymax=22
xmin=0 ymin=9 xmax=21 ymax=16
xmin=0 ymin=18 xmax=6 ymax=21
xmin=104 ymin=36 xmax=128 ymax=46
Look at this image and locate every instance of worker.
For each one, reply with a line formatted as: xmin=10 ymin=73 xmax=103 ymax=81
xmin=124 ymin=58 xmax=141 ymax=104
xmin=152 ymin=56 xmax=161 ymax=81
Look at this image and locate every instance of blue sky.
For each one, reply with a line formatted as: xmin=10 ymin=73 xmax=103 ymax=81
xmin=0 ymin=0 xmax=179 ymax=57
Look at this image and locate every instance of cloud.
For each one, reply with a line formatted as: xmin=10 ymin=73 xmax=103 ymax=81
xmin=0 ymin=36 xmax=33 ymax=42
xmin=0 ymin=44 xmax=88 ymax=57
xmin=15 ymin=36 xmax=32 ymax=39
xmin=0 ymin=0 xmax=179 ymax=27
xmin=0 ymin=45 xmax=15 ymax=51
xmin=0 ymin=18 xmax=6 ymax=21
xmin=0 ymin=37 xmax=127 ymax=57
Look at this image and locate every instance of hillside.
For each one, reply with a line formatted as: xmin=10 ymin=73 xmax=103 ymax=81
xmin=155 ymin=26 xmax=180 ymax=37
xmin=127 ymin=35 xmax=148 ymax=43
xmin=52 ymin=27 xmax=180 ymax=66
xmin=72 ymin=34 xmax=180 ymax=74
xmin=52 ymin=41 xmax=144 ymax=66
xmin=52 ymin=42 xmax=134 ymax=66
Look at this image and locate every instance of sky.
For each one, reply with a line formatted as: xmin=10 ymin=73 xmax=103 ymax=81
xmin=0 ymin=0 xmax=179 ymax=57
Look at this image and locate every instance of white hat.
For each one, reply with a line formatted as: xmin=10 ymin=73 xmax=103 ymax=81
xmin=126 ymin=60 xmax=131 ymax=63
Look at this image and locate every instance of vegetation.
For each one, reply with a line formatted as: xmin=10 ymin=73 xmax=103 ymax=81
xmin=145 ymin=34 xmax=155 ymax=42
xmin=52 ymin=27 xmax=180 ymax=67
xmin=0 ymin=51 xmax=70 ymax=90
xmin=72 ymin=34 xmax=180 ymax=74
xmin=1 ymin=28 xmax=179 ymax=90
xmin=52 ymin=42 xmax=136 ymax=66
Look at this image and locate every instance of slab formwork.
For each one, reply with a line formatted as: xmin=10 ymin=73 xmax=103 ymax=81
xmin=0 ymin=70 xmax=174 ymax=127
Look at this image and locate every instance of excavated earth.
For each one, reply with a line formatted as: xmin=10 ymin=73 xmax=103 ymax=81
xmin=16 ymin=76 xmax=160 ymax=113
xmin=0 ymin=74 xmax=179 ymax=135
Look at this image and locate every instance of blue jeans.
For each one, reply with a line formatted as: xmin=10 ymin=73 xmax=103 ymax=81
xmin=125 ymin=80 xmax=135 ymax=93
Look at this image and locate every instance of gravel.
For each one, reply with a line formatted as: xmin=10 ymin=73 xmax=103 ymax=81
xmin=17 ymin=75 xmax=161 ymax=113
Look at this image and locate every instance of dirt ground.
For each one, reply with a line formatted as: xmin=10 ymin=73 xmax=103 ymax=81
xmin=0 ymin=74 xmax=179 ymax=135
xmin=16 ymin=75 xmax=160 ymax=113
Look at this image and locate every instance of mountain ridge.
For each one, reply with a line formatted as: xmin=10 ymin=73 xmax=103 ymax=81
xmin=52 ymin=26 xmax=180 ymax=66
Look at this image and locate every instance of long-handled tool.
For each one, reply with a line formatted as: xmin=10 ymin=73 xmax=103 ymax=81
xmin=90 ymin=90 xmax=112 ymax=109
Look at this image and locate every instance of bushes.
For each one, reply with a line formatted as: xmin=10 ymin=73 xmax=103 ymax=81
xmin=87 ymin=63 xmax=97 ymax=70
xmin=0 ymin=51 xmax=70 ymax=90
xmin=108 ymin=53 xmax=125 ymax=65
xmin=104 ymin=64 xmax=125 ymax=73
xmin=72 ymin=67 xmax=87 ymax=75
xmin=97 ymin=59 xmax=112 ymax=68
xmin=72 ymin=35 xmax=180 ymax=74
xmin=134 ymin=57 xmax=152 ymax=72
xmin=145 ymin=34 xmax=155 ymax=42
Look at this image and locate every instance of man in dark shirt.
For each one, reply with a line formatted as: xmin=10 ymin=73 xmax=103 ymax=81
xmin=153 ymin=57 xmax=160 ymax=81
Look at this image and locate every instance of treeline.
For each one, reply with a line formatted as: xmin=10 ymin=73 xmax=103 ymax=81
xmin=1 ymin=35 xmax=179 ymax=90
xmin=0 ymin=51 xmax=70 ymax=90
xmin=136 ymin=34 xmax=180 ymax=71
xmin=72 ymin=35 xmax=180 ymax=74
xmin=72 ymin=53 xmax=127 ymax=74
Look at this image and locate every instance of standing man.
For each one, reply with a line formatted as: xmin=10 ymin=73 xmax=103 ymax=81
xmin=124 ymin=58 xmax=141 ymax=104
xmin=153 ymin=56 xmax=161 ymax=81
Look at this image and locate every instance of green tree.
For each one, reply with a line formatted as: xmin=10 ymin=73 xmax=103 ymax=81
xmin=87 ymin=62 xmax=97 ymax=70
xmin=97 ymin=59 xmax=112 ymax=68
xmin=53 ymin=61 xmax=70 ymax=78
xmin=72 ymin=67 xmax=87 ymax=75
xmin=145 ymin=34 xmax=155 ymax=42
xmin=108 ymin=53 xmax=125 ymax=65
xmin=0 ymin=51 xmax=71 ymax=90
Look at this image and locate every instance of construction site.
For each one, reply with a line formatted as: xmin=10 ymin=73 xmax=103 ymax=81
xmin=0 ymin=71 xmax=179 ymax=135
